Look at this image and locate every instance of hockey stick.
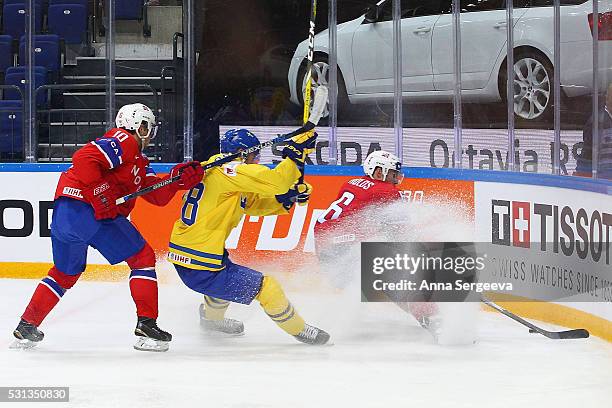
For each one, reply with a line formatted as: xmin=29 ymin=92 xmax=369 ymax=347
xmin=296 ymin=0 xmax=317 ymax=189
xmin=116 ymin=85 xmax=329 ymax=205
xmin=481 ymin=297 xmax=590 ymax=340
xmin=302 ymin=0 xmax=317 ymax=126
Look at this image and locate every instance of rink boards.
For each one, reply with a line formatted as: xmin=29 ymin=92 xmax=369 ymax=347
xmin=0 ymin=163 xmax=610 ymax=341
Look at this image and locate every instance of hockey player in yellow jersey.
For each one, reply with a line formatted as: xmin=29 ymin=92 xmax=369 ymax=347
xmin=168 ymin=127 xmax=330 ymax=345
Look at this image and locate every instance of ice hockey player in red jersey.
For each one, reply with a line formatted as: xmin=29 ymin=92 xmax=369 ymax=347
xmin=315 ymin=150 xmax=439 ymax=338
xmin=315 ymin=149 xmax=403 ymax=246
xmin=11 ymin=103 xmax=204 ymax=352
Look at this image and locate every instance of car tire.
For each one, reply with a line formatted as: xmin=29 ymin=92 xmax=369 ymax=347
xmin=297 ymin=55 xmax=350 ymax=120
xmin=499 ymin=50 xmax=555 ymax=125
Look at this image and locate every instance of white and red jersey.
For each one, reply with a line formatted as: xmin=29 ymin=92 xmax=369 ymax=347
xmin=55 ymin=128 xmax=175 ymax=217
xmin=315 ymin=177 xmax=401 ymax=241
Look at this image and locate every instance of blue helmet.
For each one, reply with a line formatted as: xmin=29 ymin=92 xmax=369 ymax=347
xmin=220 ymin=128 xmax=261 ymax=155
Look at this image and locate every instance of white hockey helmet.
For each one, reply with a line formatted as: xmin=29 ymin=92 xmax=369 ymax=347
xmin=115 ymin=103 xmax=157 ymax=139
xmin=363 ymin=150 xmax=403 ymax=183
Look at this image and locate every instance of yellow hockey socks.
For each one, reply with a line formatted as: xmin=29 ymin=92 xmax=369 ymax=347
xmin=256 ymin=276 xmax=305 ymax=336
xmin=202 ymin=295 xmax=230 ymax=321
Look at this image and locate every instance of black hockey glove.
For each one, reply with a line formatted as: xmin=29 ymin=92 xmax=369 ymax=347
xmin=275 ymin=182 xmax=313 ymax=211
xmin=281 ymin=132 xmax=318 ymax=170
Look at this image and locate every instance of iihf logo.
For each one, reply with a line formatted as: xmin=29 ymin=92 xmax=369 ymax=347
xmin=491 ymin=200 xmax=530 ymax=248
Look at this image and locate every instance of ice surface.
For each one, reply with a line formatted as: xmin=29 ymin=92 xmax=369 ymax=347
xmin=0 ymin=277 xmax=610 ymax=408
xmin=1 ymin=198 xmax=609 ymax=407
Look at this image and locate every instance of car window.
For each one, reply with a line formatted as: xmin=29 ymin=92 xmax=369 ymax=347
xmin=436 ymin=0 xmax=586 ymax=13
xmin=438 ymin=0 xmax=507 ymax=14
xmin=378 ymin=0 xmax=447 ymax=22
xmin=375 ymin=0 xmax=586 ymax=22
xmin=530 ymin=0 xmax=589 ymax=6
xmin=460 ymin=0 xmax=505 ymax=12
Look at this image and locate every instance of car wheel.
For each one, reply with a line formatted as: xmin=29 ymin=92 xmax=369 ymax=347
xmin=298 ymin=56 xmax=349 ymax=119
xmin=501 ymin=51 xmax=554 ymax=124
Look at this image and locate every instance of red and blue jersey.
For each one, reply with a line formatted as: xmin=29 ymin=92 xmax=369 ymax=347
xmin=55 ymin=128 xmax=174 ymax=216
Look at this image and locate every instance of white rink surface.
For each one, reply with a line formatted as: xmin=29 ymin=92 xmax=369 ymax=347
xmin=0 ymin=278 xmax=610 ymax=408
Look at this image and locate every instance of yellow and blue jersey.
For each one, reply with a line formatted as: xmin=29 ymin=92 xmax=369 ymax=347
xmin=168 ymin=154 xmax=301 ymax=271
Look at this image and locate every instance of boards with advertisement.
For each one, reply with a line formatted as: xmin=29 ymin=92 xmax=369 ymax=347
xmin=0 ymin=165 xmax=473 ymax=273
xmin=474 ymin=181 xmax=612 ymax=323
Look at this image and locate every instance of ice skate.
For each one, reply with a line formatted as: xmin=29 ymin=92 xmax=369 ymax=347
xmin=294 ymin=324 xmax=331 ymax=345
xmin=199 ymin=304 xmax=244 ymax=336
xmin=134 ymin=317 xmax=172 ymax=352
xmin=10 ymin=319 xmax=44 ymax=349
xmin=418 ymin=315 xmax=443 ymax=343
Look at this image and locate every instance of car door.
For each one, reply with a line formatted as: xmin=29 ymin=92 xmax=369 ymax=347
xmin=432 ymin=0 xmax=528 ymax=91
xmin=351 ymin=0 xmax=442 ymax=94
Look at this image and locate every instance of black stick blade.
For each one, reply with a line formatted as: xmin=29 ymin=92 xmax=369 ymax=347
xmin=530 ymin=328 xmax=589 ymax=339
xmin=556 ymin=329 xmax=590 ymax=339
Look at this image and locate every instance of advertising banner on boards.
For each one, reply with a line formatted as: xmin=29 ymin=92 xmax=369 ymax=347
xmin=221 ymin=126 xmax=585 ymax=175
xmin=0 ymin=170 xmax=473 ymax=271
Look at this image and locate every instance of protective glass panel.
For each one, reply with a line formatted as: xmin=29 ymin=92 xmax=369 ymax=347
xmin=2 ymin=0 xmax=608 ymax=177
xmin=507 ymin=0 xmax=559 ymax=174
xmin=44 ymin=0 xmax=119 ymax=164
xmin=402 ymin=0 xmax=459 ymax=169
xmin=595 ymin=0 xmax=612 ymax=180
xmin=328 ymin=0 xmax=404 ymax=169
xmin=196 ymin=1 xmax=315 ymax=165
xmin=553 ymin=0 xmax=597 ymax=177
xmin=101 ymin=0 xmax=179 ymax=162
xmin=456 ymin=0 xmax=520 ymax=173
xmin=570 ymin=0 xmax=612 ymax=180
xmin=0 ymin=2 xmax=41 ymax=162
xmin=8 ymin=0 xmax=182 ymax=163
xmin=42 ymin=0 xmax=108 ymax=163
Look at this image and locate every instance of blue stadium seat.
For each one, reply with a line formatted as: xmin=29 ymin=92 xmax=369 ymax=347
xmin=116 ymin=0 xmax=143 ymax=20
xmin=3 ymin=0 xmax=43 ymax=6
xmin=114 ymin=0 xmax=150 ymax=37
xmin=0 ymin=35 xmax=14 ymax=75
xmin=19 ymin=35 xmax=61 ymax=75
xmin=47 ymin=4 xmax=88 ymax=44
xmin=3 ymin=66 xmax=48 ymax=106
xmin=0 ymin=100 xmax=23 ymax=157
xmin=48 ymin=0 xmax=88 ymax=6
xmin=2 ymin=3 xmax=43 ymax=38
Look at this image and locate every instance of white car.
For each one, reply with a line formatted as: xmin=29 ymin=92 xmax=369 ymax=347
xmin=288 ymin=0 xmax=612 ymax=122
